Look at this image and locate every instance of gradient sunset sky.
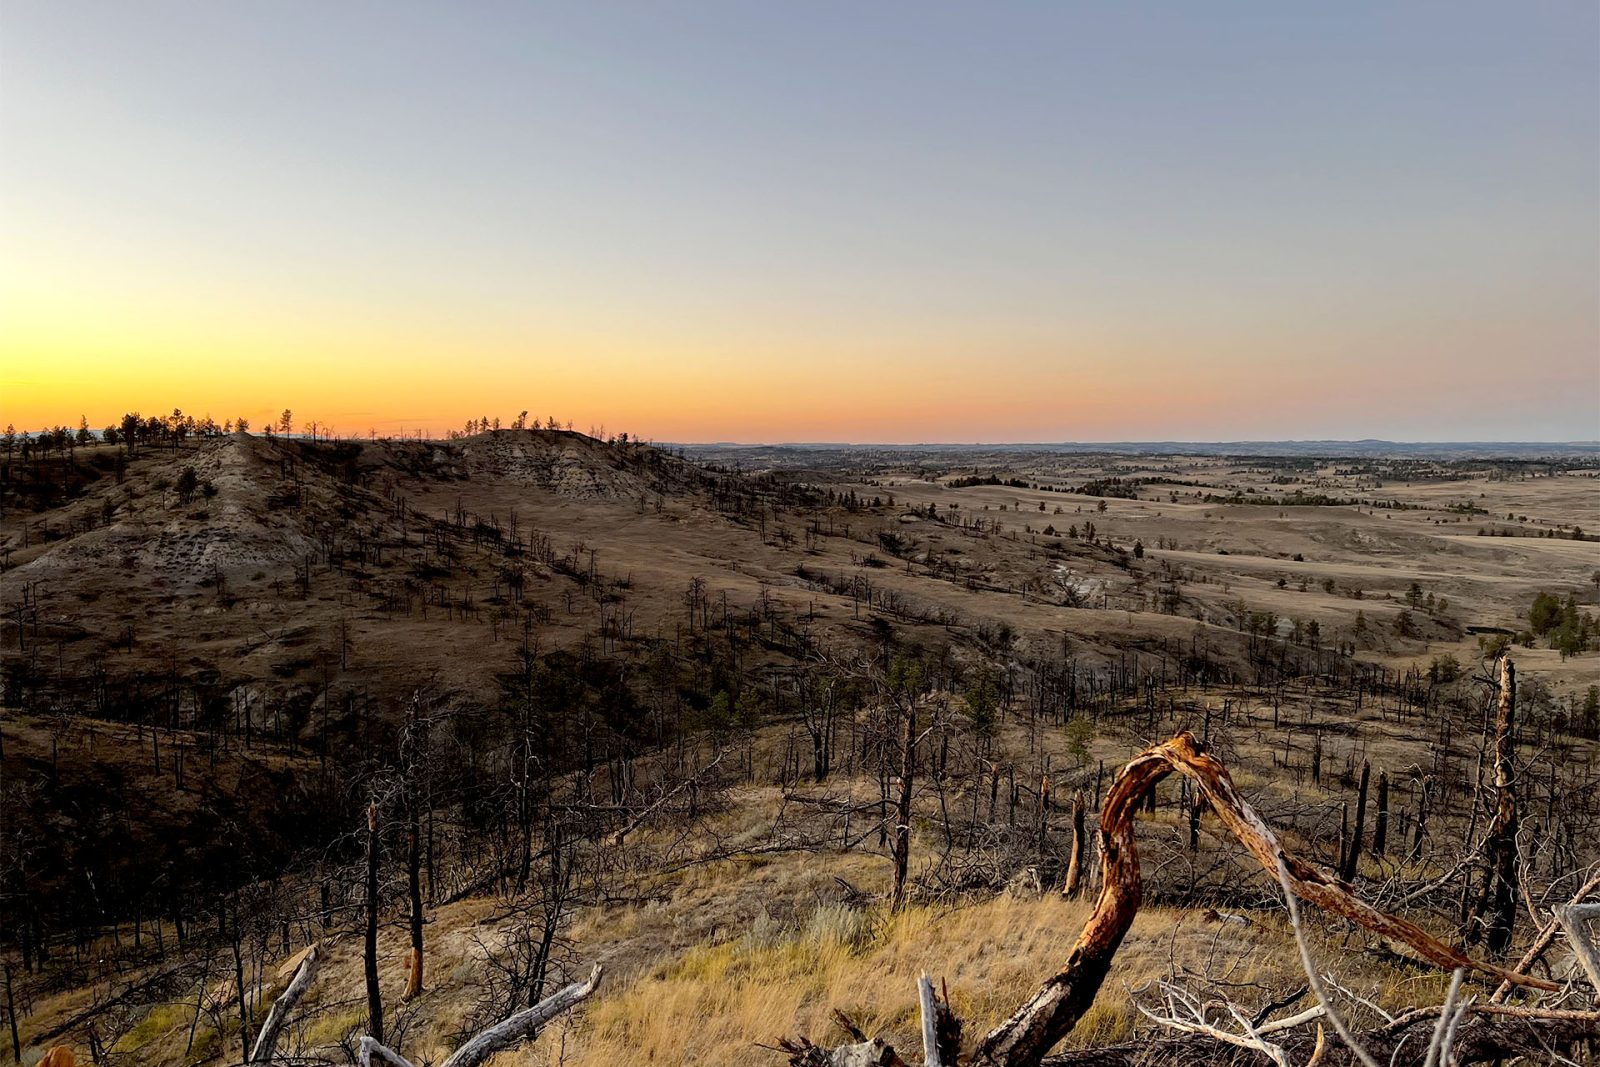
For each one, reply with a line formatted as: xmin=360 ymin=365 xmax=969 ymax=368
xmin=3 ymin=2 xmax=1596 ymax=442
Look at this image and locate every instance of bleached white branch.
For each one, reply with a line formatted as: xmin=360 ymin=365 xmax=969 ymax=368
xmin=249 ymin=942 xmax=322 ymax=1063
xmin=440 ymin=964 xmax=602 ymax=1067
xmin=1274 ymin=854 xmax=1381 ymax=1067
xmin=358 ymin=1036 xmax=418 ymax=1067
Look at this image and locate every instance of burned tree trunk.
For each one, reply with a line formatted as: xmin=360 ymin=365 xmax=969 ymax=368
xmin=405 ymin=788 xmax=425 ymax=1001
xmin=1409 ymin=774 xmax=1430 ymax=863
xmin=365 ymin=800 xmax=385 ymax=1044
xmin=1466 ymin=657 xmax=1519 ymax=955
xmin=230 ymin=900 xmax=251 ymax=1063
xmin=404 ymin=702 xmax=427 ymax=1002
xmin=3 ymin=963 xmax=20 ymax=1064
xmin=890 ymin=702 xmax=915 ymax=911
xmin=1371 ymin=769 xmax=1388 ymax=858
xmin=1339 ymin=759 xmax=1368 ymax=882
xmin=1062 ymin=793 xmax=1087 ymax=900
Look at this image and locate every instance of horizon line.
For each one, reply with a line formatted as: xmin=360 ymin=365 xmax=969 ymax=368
xmin=663 ymin=438 xmax=1600 ymax=448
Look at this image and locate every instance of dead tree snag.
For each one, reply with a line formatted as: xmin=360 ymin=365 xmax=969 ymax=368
xmin=1466 ymin=657 xmax=1519 ymax=955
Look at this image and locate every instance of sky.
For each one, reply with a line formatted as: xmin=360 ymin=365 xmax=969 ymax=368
xmin=2 ymin=2 xmax=1597 ymax=443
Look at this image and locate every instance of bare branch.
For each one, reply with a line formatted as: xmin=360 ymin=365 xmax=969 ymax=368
xmin=1273 ymin=853 xmax=1380 ymax=1067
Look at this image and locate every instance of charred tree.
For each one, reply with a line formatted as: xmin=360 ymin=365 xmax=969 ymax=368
xmin=1467 ymin=657 xmax=1519 ymax=955
xmin=1062 ymin=792 xmax=1087 ymax=899
xmin=1371 ymin=769 xmax=1388 ymax=857
xmin=891 ymin=701 xmax=915 ymax=911
xmin=364 ymin=799 xmax=385 ymax=1044
xmin=1339 ymin=759 xmax=1368 ymax=882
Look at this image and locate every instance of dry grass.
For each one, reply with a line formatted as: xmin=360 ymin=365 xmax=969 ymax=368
xmin=16 ymin=760 xmax=1527 ymax=1067
xmin=515 ymin=893 xmax=1300 ymax=1065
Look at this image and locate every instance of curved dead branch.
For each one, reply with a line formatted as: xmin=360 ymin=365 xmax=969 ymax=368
xmin=787 ymin=731 xmax=1562 ymax=1067
xmin=969 ymin=731 xmax=1554 ymax=1066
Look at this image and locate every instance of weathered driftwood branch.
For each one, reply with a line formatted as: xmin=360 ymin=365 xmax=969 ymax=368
xmin=917 ymin=973 xmax=961 ymax=1066
xmin=786 ymin=731 xmax=1558 ymax=1067
xmin=778 ymin=1034 xmax=904 ymax=1066
xmin=358 ymin=1035 xmax=418 ymax=1067
xmin=919 ymin=974 xmax=943 ymax=1067
xmin=248 ymin=941 xmax=322 ymax=1063
xmin=358 ymin=964 xmax=601 ymax=1067
xmin=1131 ymin=977 xmax=1323 ymax=1067
xmin=440 ymin=964 xmax=602 ymax=1067
xmin=1420 ymin=968 xmax=1467 ymax=1067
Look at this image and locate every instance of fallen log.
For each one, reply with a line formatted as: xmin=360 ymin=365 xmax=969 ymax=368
xmin=441 ymin=964 xmax=602 ymax=1067
xmin=358 ymin=1035 xmax=418 ymax=1067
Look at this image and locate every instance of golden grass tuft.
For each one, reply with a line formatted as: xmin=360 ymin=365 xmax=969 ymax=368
xmin=517 ymin=893 xmax=1295 ymax=1065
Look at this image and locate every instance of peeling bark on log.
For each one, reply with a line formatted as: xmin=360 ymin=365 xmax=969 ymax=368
xmin=248 ymin=941 xmax=321 ymax=1062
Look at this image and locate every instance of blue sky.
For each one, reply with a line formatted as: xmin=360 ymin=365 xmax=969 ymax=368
xmin=3 ymin=2 xmax=1597 ymax=440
